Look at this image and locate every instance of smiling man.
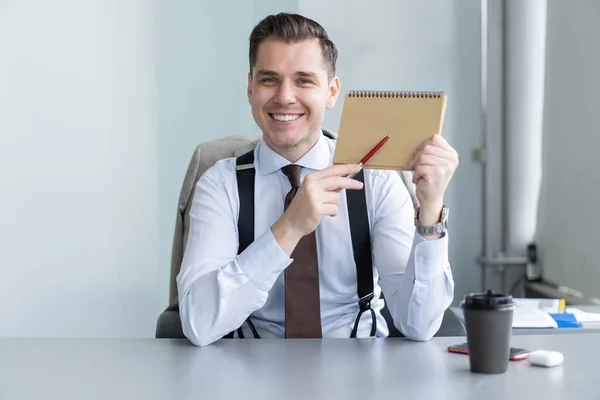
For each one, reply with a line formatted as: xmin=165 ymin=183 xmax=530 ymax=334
xmin=176 ymin=13 xmax=459 ymax=346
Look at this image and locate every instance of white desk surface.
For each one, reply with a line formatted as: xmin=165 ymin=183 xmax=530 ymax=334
xmin=1 ymin=333 xmax=598 ymax=400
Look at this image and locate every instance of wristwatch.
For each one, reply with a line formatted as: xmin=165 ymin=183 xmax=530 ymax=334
xmin=414 ymin=206 xmax=449 ymax=236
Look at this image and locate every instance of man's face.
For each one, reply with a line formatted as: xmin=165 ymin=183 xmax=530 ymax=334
xmin=248 ymin=39 xmax=340 ymax=159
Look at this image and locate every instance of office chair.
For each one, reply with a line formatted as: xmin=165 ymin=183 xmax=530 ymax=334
xmin=156 ymin=130 xmax=465 ymax=339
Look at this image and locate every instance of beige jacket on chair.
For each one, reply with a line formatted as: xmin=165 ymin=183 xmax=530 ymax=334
xmin=166 ymin=131 xmax=417 ymax=310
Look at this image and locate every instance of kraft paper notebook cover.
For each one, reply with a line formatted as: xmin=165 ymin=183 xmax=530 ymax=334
xmin=333 ymin=90 xmax=448 ymax=170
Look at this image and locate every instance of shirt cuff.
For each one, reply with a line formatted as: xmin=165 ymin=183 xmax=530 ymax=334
xmin=412 ymin=231 xmax=450 ymax=281
xmin=236 ymin=228 xmax=293 ymax=292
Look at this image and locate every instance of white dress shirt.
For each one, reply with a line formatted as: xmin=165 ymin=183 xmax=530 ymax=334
xmin=177 ymin=134 xmax=454 ymax=346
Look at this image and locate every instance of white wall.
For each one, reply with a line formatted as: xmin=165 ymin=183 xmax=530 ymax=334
xmin=0 ymin=1 xmax=161 ymax=337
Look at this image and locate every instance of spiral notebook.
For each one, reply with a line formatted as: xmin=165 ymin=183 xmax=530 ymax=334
xmin=333 ymin=90 xmax=448 ymax=170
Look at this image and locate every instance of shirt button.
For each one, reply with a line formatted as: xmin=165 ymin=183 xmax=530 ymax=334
xmin=416 ymin=255 xmax=424 ymax=263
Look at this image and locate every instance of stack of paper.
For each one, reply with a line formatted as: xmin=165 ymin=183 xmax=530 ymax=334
xmin=512 ymin=305 xmax=558 ymax=329
xmin=513 ymin=298 xmax=564 ymax=313
xmin=565 ymin=307 xmax=600 ymax=323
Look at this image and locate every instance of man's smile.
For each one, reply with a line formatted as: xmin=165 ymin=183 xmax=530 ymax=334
xmin=269 ymin=113 xmax=304 ymax=122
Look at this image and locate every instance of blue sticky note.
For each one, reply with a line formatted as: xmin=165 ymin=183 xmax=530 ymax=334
xmin=549 ymin=312 xmax=583 ymax=328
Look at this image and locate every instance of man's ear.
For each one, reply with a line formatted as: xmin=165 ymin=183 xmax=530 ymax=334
xmin=326 ymin=76 xmax=341 ymax=109
xmin=247 ymin=73 xmax=253 ymax=104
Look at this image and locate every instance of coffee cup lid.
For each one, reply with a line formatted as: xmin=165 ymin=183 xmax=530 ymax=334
xmin=461 ymin=289 xmax=515 ymax=310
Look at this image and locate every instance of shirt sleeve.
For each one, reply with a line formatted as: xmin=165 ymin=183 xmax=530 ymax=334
xmin=368 ymin=171 xmax=455 ymax=341
xmin=176 ymin=162 xmax=292 ymax=346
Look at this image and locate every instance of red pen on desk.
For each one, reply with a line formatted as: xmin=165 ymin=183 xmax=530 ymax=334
xmin=347 ymin=134 xmax=391 ymax=179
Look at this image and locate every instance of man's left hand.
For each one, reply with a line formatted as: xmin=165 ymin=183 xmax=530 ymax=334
xmin=403 ymin=135 xmax=459 ymax=225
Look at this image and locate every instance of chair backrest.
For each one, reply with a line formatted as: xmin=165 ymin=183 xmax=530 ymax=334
xmin=167 ymin=134 xmax=260 ymax=309
xmin=166 ymin=130 xmax=418 ymax=310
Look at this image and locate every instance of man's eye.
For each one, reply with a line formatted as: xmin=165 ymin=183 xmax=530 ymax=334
xmin=261 ymin=78 xmax=277 ymax=84
xmin=298 ymin=79 xmax=312 ymax=85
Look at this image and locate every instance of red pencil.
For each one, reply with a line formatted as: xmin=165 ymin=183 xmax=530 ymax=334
xmin=347 ymin=134 xmax=391 ymax=179
xmin=359 ymin=134 xmax=391 ymax=165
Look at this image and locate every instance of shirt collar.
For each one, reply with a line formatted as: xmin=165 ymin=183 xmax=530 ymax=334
xmin=256 ymin=132 xmax=333 ymax=176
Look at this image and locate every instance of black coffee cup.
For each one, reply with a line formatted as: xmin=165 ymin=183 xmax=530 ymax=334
xmin=460 ymin=290 xmax=516 ymax=374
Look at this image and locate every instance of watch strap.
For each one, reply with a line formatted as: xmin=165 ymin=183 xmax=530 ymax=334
xmin=414 ymin=206 xmax=449 ymax=236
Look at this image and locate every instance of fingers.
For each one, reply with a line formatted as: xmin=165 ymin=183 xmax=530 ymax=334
xmin=310 ymin=163 xmax=362 ymax=179
xmin=412 ymin=165 xmax=436 ymax=184
xmin=405 ymin=135 xmax=459 ymax=170
xmin=281 ymin=164 xmax=362 ymax=237
xmin=297 ymin=175 xmax=357 ymax=214
xmin=321 ymin=191 xmax=340 ymax=206
xmin=412 ymin=163 xmax=456 ymax=184
xmin=429 ymin=133 xmax=451 ymax=148
xmin=321 ymin=203 xmax=340 ymax=217
xmin=303 ymin=165 xmax=364 ymax=193
xmin=412 ymin=153 xmax=449 ymax=167
xmin=425 ymin=135 xmax=458 ymax=160
xmin=321 ymin=176 xmax=364 ymax=191
xmin=303 ymin=175 xmax=363 ymax=199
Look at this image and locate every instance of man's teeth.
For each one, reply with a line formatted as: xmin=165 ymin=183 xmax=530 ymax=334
xmin=271 ymin=114 xmax=301 ymax=122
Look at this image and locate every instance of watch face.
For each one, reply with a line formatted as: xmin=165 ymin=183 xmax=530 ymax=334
xmin=441 ymin=206 xmax=449 ymax=226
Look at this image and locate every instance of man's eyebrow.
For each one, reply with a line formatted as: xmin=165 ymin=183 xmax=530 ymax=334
xmin=255 ymin=70 xmax=279 ymax=76
xmin=295 ymin=71 xmax=318 ymax=78
xmin=254 ymin=70 xmax=319 ymax=78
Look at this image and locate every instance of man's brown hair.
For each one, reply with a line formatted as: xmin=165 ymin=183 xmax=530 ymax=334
xmin=249 ymin=13 xmax=338 ymax=80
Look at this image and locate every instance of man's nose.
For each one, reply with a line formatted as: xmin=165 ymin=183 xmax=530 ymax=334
xmin=275 ymin=80 xmax=297 ymax=105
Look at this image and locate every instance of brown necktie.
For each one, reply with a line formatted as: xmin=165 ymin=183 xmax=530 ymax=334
xmin=281 ymin=164 xmax=322 ymax=338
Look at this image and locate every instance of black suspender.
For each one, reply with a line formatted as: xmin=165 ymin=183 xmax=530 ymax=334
xmin=236 ymin=150 xmax=255 ymax=255
xmin=231 ymin=149 xmax=376 ymax=339
xmin=223 ymin=151 xmax=259 ymax=339
xmin=346 ymin=169 xmax=377 ymax=338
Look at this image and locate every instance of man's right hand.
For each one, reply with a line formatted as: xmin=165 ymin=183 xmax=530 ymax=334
xmin=271 ymin=164 xmax=363 ymax=257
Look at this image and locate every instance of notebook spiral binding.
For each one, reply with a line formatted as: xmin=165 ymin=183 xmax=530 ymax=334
xmin=348 ymin=90 xmax=443 ymax=98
